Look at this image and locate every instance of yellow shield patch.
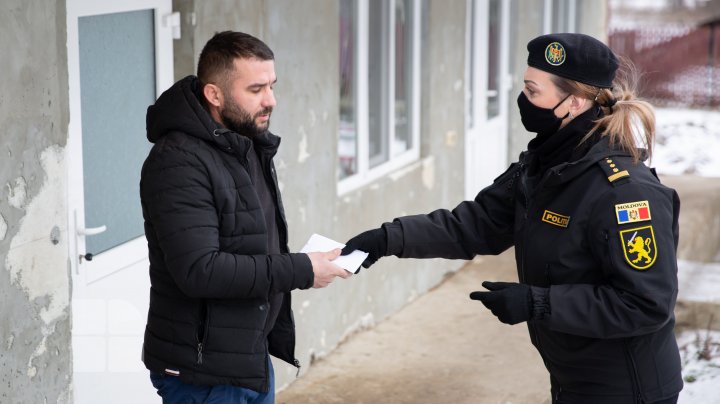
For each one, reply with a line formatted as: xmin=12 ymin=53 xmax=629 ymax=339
xmin=619 ymin=225 xmax=657 ymax=270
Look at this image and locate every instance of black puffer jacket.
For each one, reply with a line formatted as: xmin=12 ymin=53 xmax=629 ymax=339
xmin=384 ymin=110 xmax=682 ymax=403
xmin=140 ymin=75 xmax=313 ymax=392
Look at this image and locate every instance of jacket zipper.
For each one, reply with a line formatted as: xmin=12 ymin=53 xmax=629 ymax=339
xmin=610 ymin=227 xmax=643 ymax=403
xmin=624 ymin=340 xmax=644 ymax=403
xmin=518 ymin=161 xmax=529 ymax=284
xmin=610 ymin=229 xmax=643 ymax=403
xmin=517 ymin=161 xmax=553 ymax=380
xmin=197 ymin=304 xmax=211 ymax=365
xmin=261 ymin=157 xmax=289 ymax=249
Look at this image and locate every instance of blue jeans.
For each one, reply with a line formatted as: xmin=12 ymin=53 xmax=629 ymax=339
xmin=150 ymin=359 xmax=275 ymax=404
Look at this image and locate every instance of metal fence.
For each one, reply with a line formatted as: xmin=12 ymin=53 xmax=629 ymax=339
xmin=609 ymin=24 xmax=720 ymax=107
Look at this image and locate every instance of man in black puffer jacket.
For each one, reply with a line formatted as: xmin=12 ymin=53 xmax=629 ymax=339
xmin=140 ymin=31 xmax=350 ymax=403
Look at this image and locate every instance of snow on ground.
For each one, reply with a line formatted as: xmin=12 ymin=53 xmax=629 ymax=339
xmin=677 ymin=260 xmax=720 ymax=303
xmin=677 ymin=330 xmax=720 ymax=403
xmin=653 ymin=107 xmax=720 ymax=177
xmin=652 ymin=108 xmax=720 ymax=403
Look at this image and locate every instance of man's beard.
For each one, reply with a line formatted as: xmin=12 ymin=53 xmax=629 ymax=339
xmin=220 ymin=97 xmax=272 ymax=137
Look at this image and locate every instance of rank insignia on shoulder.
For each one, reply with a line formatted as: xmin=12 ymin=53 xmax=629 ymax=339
xmin=542 ymin=210 xmax=570 ymax=228
xmin=619 ymin=225 xmax=657 ymax=270
xmin=615 ymin=200 xmax=651 ymax=224
xmin=600 ymin=157 xmax=630 ymax=184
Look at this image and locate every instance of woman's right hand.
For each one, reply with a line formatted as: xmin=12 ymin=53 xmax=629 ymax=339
xmin=341 ymin=228 xmax=388 ymax=269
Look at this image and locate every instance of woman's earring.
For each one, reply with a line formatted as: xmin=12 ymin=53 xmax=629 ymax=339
xmin=569 ymin=111 xmax=574 ymax=119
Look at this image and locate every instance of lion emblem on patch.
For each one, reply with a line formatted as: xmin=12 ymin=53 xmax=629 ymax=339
xmin=619 ymin=226 xmax=657 ymax=270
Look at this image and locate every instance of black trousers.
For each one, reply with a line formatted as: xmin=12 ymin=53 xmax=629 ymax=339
xmin=552 ymin=390 xmax=679 ymax=404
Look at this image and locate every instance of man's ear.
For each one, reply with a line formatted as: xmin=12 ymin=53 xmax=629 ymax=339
xmin=203 ymin=83 xmax=223 ymax=108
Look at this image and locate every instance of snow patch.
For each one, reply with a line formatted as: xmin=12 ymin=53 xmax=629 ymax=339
xmin=677 ymin=329 xmax=720 ymax=403
xmin=677 ymin=260 xmax=720 ymax=303
xmin=653 ymin=108 xmax=720 ymax=177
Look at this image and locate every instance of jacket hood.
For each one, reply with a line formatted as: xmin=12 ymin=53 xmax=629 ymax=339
xmin=146 ymin=75 xmax=282 ymax=156
xmin=146 ymin=75 xmax=222 ymax=144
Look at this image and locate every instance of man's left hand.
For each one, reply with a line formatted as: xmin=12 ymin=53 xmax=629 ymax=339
xmin=469 ymin=281 xmax=532 ymax=325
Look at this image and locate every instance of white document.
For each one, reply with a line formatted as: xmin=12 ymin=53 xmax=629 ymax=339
xmin=299 ymin=233 xmax=368 ymax=274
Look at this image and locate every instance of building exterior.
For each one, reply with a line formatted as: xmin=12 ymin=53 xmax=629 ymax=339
xmin=0 ymin=0 xmax=606 ymax=402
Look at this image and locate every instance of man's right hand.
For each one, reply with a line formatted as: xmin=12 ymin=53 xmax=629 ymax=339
xmin=307 ymin=249 xmax=351 ymax=288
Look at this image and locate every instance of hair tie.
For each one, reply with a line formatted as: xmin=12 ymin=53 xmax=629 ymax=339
xmin=603 ymin=97 xmax=617 ymax=113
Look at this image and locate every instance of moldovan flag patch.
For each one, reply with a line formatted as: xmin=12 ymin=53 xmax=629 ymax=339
xmin=615 ymin=200 xmax=651 ymax=224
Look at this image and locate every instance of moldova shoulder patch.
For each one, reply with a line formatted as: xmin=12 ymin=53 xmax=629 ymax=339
xmin=619 ymin=225 xmax=657 ymax=270
xmin=615 ymin=200 xmax=651 ymax=224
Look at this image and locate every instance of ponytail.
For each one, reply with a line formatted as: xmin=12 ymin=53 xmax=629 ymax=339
xmin=551 ymin=57 xmax=655 ymax=163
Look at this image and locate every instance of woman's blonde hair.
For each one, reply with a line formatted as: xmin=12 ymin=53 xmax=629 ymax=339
xmin=550 ymin=57 xmax=655 ymax=163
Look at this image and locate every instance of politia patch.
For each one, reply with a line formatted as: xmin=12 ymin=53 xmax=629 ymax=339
xmin=542 ymin=210 xmax=570 ymax=228
xmin=619 ymin=225 xmax=657 ymax=271
xmin=545 ymin=42 xmax=566 ymax=66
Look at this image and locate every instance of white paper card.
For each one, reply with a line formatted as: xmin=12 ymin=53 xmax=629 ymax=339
xmin=299 ymin=233 xmax=368 ymax=274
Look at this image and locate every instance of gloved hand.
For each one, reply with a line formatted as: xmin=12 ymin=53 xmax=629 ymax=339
xmin=341 ymin=228 xmax=388 ymax=269
xmin=469 ymin=281 xmax=532 ymax=325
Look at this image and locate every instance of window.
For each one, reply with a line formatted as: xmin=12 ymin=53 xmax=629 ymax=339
xmin=338 ymin=0 xmax=422 ymax=193
xmin=544 ymin=0 xmax=578 ymax=34
xmin=487 ymin=0 xmax=502 ymax=119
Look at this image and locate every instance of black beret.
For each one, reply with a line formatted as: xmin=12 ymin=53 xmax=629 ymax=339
xmin=526 ymin=33 xmax=619 ymax=88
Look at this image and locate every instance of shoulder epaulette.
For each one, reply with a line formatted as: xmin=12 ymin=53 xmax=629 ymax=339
xmin=598 ymin=157 xmax=630 ymax=184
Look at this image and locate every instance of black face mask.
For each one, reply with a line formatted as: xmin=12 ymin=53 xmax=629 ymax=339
xmin=517 ymin=92 xmax=570 ymax=136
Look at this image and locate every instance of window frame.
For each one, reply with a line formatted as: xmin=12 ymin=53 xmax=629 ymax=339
xmin=338 ymin=0 xmax=422 ymax=195
xmin=543 ymin=0 xmax=578 ymax=34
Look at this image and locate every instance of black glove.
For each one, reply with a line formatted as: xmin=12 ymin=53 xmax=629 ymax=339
xmin=341 ymin=228 xmax=388 ymax=269
xmin=469 ymin=281 xmax=533 ymax=325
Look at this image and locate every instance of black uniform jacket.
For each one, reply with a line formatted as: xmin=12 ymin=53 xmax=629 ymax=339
xmin=140 ymin=76 xmax=314 ymax=392
xmin=385 ymin=117 xmax=683 ymax=402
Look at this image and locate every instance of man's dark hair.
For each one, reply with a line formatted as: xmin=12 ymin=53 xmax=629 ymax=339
xmin=197 ymin=31 xmax=274 ymax=86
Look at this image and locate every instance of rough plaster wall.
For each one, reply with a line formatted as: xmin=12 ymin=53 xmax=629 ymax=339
xmin=181 ymin=0 xmax=467 ymax=391
xmin=0 ymin=1 xmax=72 ymax=403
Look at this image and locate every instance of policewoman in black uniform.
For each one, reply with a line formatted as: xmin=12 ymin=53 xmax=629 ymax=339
xmin=342 ymin=33 xmax=683 ymax=403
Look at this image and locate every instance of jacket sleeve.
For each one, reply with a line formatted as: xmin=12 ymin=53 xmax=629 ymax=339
xmin=141 ymin=143 xmax=313 ymax=300
xmin=542 ymin=181 xmax=680 ymax=339
xmin=386 ymin=163 xmax=520 ymax=259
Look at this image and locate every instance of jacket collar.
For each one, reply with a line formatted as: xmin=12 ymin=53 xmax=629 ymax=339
xmin=211 ymin=127 xmax=281 ymax=158
xmin=526 ymin=136 xmax=641 ymax=188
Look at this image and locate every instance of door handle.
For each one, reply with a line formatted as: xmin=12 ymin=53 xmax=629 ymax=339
xmin=77 ymin=225 xmax=107 ymax=236
xmin=77 ymin=225 xmax=106 ymax=264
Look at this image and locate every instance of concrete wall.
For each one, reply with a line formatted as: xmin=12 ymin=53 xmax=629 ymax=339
xmin=0 ymin=0 xmax=72 ymax=403
xmin=174 ymin=0 xmax=467 ymax=390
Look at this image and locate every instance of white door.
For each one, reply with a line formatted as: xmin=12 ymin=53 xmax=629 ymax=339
xmin=465 ymin=0 xmax=512 ymax=200
xmin=66 ymin=1 xmax=174 ymax=402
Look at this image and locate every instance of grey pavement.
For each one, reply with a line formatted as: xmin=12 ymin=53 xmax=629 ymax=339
xmin=277 ymin=250 xmax=551 ymax=404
